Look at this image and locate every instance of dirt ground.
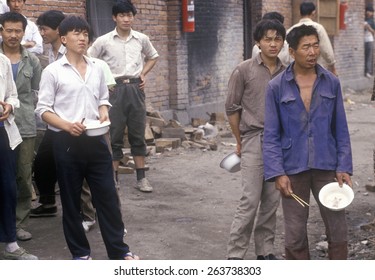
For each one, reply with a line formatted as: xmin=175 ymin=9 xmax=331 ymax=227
xmin=9 ymin=87 xmax=375 ymax=260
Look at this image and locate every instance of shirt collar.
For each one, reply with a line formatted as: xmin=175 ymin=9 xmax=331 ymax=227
xmin=299 ymin=18 xmax=314 ymax=24
xmin=285 ymin=62 xmax=328 ymax=82
xmin=58 ymin=54 xmax=93 ymax=67
xmin=255 ymin=52 xmax=283 ymax=71
xmin=0 ymin=44 xmax=29 ymax=59
xmin=112 ymin=28 xmax=139 ymax=40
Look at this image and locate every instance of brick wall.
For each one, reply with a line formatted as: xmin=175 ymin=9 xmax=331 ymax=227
xmin=22 ymin=0 xmax=373 ymax=122
xmin=185 ymin=0 xmax=244 ymax=109
xmin=130 ymin=1 xmax=170 ymax=112
xmin=23 ymin=0 xmax=85 ymax=19
xmin=334 ymin=1 xmax=365 ymax=87
xmin=252 ymin=0 xmax=373 ymax=90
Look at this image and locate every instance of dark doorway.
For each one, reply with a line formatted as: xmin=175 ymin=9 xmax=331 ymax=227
xmin=244 ymin=0 xmax=252 ymax=59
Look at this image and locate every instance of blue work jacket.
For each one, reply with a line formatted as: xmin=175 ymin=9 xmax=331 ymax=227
xmin=263 ymin=63 xmax=353 ymax=181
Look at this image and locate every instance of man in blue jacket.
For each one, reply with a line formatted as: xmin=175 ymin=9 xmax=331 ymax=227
xmin=263 ymin=24 xmax=353 ymax=260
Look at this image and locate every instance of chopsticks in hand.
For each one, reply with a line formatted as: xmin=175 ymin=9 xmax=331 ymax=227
xmin=291 ymin=193 xmax=309 ymax=207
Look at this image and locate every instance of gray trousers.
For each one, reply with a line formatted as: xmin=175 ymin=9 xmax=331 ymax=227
xmin=16 ymin=137 xmax=35 ymax=230
xmin=365 ymin=41 xmax=374 ymax=75
xmin=227 ymin=133 xmax=280 ymax=259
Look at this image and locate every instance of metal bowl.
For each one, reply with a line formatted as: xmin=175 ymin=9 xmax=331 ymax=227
xmin=85 ymin=120 xmax=110 ymax=137
xmin=220 ymin=152 xmax=241 ymax=173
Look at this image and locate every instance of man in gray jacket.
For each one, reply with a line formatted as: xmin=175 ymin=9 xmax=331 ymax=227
xmin=0 ymin=12 xmax=42 ymax=241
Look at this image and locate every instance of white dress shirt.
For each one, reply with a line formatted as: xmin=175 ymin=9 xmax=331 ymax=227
xmin=35 ymin=55 xmax=111 ymax=132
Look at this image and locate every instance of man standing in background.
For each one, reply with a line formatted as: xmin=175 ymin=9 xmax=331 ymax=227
xmin=0 ymin=52 xmax=38 ymax=260
xmin=278 ymin=2 xmax=337 ymax=75
xmin=364 ymin=5 xmax=375 ymax=78
xmin=6 ymin=0 xmax=43 ymax=54
xmin=30 ymin=9 xmax=66 ymax=218
xmin=0 ymin=0 xmax=9 ymax=14
xmin=88 ymin=0 xmax=159 ymax=193
xmin=226 ymin=19 xmax=286 ymax=260
xmin=0 ymin=11 xmax=42 ymax=241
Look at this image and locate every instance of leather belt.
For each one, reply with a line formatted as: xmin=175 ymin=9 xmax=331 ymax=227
xmin=115 ymin=77 xmax=141 ymax=84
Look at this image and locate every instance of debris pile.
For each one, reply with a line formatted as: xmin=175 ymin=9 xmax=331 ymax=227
xmin=118 ymin=107 xmax=229 ymax=174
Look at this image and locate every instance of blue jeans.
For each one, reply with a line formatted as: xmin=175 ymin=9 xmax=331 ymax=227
xmin=0 ymin=128 xmax=17 ymax=243
xmin=52 ymin=131 xmax=130 ymax=259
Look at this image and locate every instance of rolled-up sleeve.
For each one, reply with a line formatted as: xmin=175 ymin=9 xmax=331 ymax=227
xmin=35 ymin=68 xmax=56 ymax=119
xmin=225 ymin=68 xmax=243 ymax=116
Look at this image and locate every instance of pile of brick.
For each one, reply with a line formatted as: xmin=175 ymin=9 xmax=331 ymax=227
xmin=118 ymin=109 xmax=227 ymax=174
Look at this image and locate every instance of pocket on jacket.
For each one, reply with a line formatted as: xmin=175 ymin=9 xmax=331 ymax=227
xmin=281 ymin=137 xmax=292 ymax=150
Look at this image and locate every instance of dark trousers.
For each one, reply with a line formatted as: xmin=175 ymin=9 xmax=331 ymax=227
xmin=109 ymin=83 xmax=146 ymax=160
xmin=33 ymin=129 xmax=57 ymax=205
xmin=365 ymin=41 xmax=374 ymax=75
xmin=0 ymin=128 xmax=17 ymax=242
xmin=283 ymin=169 xmax=348 ymax=260
xmin=52 ymin=131 xmax=130 ymax=259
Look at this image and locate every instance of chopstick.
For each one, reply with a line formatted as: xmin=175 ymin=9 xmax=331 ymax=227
xmin=291 ymin=193 xmax=309 ymax=207
xmin=81 ymin=118 xmax=85 ymax=124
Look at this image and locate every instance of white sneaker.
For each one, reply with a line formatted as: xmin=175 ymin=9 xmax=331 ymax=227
xmin=82 ymin=220 xmax=96 ymax=232
xmin=135 ymin=178 xmax=153 ymax=192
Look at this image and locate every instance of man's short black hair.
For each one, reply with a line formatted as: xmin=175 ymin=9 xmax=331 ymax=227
xmin=0 ymin=12 xmax=27 ymax=31
xmin=58 ymin=15 xmax=90 ymax=37
xmin=7 ymin=0 xmax=26 ymax=4
xmin=300 ymin=2 xmax=316 ymax=16
xmin=253 ymin=19 xmax=286 ymax=42
xmin=286 ymin=24 xmax=319 ymax=50
xmin=262 ymin=12 xmax=284 ymax=24
xmin=37 ymin=10 xmax=65 ymax=30
xmin=112 ymin=0 xmax=137 ymax=16
xmin=366 ymin=5 xmax=374 ymax=12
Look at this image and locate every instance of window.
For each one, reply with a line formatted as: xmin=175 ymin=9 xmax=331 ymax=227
xmin=86 ymin=0 xmax=116 ymax=39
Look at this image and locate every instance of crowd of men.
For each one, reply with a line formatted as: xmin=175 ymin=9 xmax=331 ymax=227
xmin=0 ymin=0 xmax=361 ymax=261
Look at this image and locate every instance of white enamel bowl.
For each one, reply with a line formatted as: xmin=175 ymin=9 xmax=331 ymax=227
xmin=319 ymin=182 xmax=354 ymax=211
xmin=85 ymin=120 xmax=110 ymax=136
xmin=220 ymin=152 xmax=241 ymax=173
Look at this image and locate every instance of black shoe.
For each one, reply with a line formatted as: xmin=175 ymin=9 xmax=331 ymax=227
xmin=257 ymin=254 xmax=278 ymax=260
xmin=228 ymin=257 xmax=243 ymax=260
xmin=30 ymin=205 xmax=57 ymax=217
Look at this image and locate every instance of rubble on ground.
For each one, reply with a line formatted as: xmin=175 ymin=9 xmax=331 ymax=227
xmin=118 ymin=105 xmax=231 ymax=174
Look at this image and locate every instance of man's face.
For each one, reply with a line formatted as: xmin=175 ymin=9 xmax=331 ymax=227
xmin=39 ymin=25 xmax=59 ymax=44
xmin=7 ymin=0 xmax=24 ymax=13
xmin=0 ymin=21 xmax=24 ymax=49
xmin=113 ymin=12 xmax=134 ymax=33
xmin=290 ymin=35 xmax=320 ymax=70
xmin=256 ymin=30 xmax=284 ymax=60
xmin=60 ymin=29 xmax=89 ymax=55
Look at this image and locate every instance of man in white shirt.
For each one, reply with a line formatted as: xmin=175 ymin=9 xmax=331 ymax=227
xmin=0 ymin=0 xmax=9 ymax=14
xmin=35 ymin=15 xmax=139 ymax=260
xmin=88 ymin=0 xmax=159 ymax=193
xmin=278 ymin=2 xmax=337 ymax=75
xmin=6 ymin=0 xmax=43 ymax=54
